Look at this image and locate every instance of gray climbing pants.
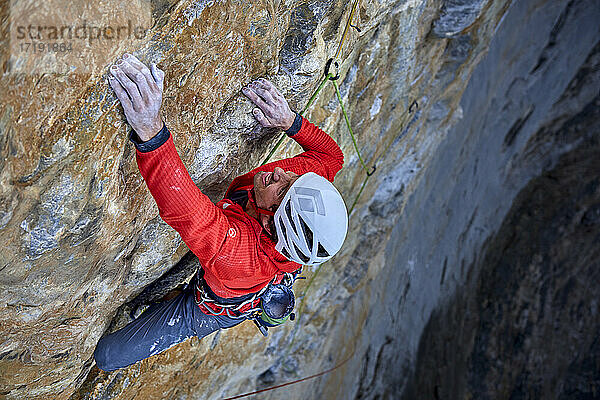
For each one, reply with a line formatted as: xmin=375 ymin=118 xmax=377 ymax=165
xmin=94 ymin=286 xmax=243 ymax=371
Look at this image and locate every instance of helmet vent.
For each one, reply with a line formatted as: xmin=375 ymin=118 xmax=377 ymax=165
xmin=295 ymin=187 xmax=325 ymax=215
xmin=317 ymin=243 xmax=330 ymax=257
xmin=281 ymin=247 xmax=291 ymax=259
xmin=299 ymin=218 xmax=313 ymax=252
xmin=293 ymin=243 xmax=310 ymax=263
xmin=278 ymin=215 xmax=287 ymax=239
xmin=285 ymin=202 xmax=297 ymax=235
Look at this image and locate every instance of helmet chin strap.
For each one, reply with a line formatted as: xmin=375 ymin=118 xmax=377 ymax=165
xmin=247 ymin=188 xmax=275 ymax=217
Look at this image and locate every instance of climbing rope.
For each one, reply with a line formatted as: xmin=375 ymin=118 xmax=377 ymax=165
xmin=261 ymin=74 xmax=332 ymax=165
xmin=223 ymin=345 xmax=356 ymax=400
xmin=347 ymin=99 xmax=419 ymax=215
xmin=287 ymin=98 xmax=419 ymax=352
xmin=332 ymin=79 xmax=373 ymax=175
xmin=334 ymin=0 xmax=362 ymax=60
xmin=248 ymin=70 xmax=419 ymax=400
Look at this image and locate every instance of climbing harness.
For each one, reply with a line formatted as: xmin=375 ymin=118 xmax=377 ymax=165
xmin=194 ymin=268 xmax=303 ymax=334
xmin=194 ymin=278 xmax=265 ymax=319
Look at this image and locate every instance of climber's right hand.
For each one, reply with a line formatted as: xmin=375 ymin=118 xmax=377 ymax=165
xmin=108 ymin=54 xmax=165 ymax=142
xmin=243 ymin=78 xmax=296 ymax=131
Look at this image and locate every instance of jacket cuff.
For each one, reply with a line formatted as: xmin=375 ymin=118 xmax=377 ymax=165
xmin=285 ymin=112 xmax=303 ymax=137
xmin=129 ymin=124 xmax=170 ymax=153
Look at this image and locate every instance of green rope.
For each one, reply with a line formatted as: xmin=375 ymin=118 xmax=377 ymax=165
xmin=301 ymin=74 xmax=332 ymax=115
xmin=261 ymin=74 xmax=333 ymax=166
xmin=332 ymin=80 xmax=370 ymax=174
xmin=275 ymin=77 xmax=372 ymax=354
xmin=271 ymin=76 xmax=372 ymax=354
xmin=254 ymin=33 xmax=416 ymax=356
xmin=348 ymin=174 xmax=370 ymax=215
xmin=261 ymin=134 xmax=287 ymax=166
xmin=343 ymin=104 xmax=418 ymax=215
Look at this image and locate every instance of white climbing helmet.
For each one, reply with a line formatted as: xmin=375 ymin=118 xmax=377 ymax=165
xmin=274 ymin=172 xmax=348 ymax=265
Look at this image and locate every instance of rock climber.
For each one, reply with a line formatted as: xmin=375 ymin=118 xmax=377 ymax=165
xmin=94 ymin=53 xmax=348 ymax=371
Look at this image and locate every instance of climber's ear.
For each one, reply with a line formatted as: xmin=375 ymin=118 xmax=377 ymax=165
xmin=260 ymin=214 xmax=275 ymax=236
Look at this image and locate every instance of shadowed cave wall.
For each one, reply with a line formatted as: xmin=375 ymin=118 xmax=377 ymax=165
xmin=402 ymin=61 xmax=600 ymax=399
xmin=393 ymin=1 xmax=600 ymax=399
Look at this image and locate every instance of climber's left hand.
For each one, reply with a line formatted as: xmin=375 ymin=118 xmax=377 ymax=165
xmin=108 ymin=54 xmax=165 ymax=142
xmin=243 ymin=78 xmax=296 ymax=131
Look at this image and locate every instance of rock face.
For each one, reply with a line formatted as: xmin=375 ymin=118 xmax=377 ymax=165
xmin=0 ymin=0 xmax=598 ymax=399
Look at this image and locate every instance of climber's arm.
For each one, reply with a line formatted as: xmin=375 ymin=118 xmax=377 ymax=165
xmin=132 ymin=128 xmax=232 ymax=260
xmin=108 ymin=53 xmax=231 ymax=261
xmin=280 ymin=115 xmax=344 ymax=181
xmin=243 ymin=79 xmax=344 ymax=181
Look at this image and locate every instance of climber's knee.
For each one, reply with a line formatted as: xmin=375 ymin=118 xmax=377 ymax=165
xmin=94 ymin=334 xmax=120 ymax=372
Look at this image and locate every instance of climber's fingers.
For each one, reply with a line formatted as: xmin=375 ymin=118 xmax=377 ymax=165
xmin=252 ymin=108 xmax=272 ymax=127
xmin=122 ymin=54 xmax=161 ymax=95
xmin=108 ymin=55 xmax=164 ymax=142
xmin=118 ymin=58 xmax=153 ymax=105
xmin=250 ymin=83 xmax=277 ymax=106
xmin=243 ymin=80 xmax=295 ymax=131
xmin=243 ymin=85 xmax=270 ymax=111
xmin=257 ymin=78 xmax=285 ymax=102
xmin=108 ymin=73 xmax=134 ymax=114
xmin=110 ymin=63 xmax=143 ymax=110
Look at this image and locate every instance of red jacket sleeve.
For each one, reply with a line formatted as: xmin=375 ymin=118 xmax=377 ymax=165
xmin=263 ymin=116 xmax=344 ymax=182
xmin=135 ymin=132 xmax=232 ymax=264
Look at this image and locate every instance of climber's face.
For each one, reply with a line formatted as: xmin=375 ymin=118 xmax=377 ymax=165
xmin=253 ymin=167 xmax=299 ymax=234
xmin=254 ymin=167 xmax=299 ymax=211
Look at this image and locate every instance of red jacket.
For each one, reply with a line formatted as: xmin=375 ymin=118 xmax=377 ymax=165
xmin=135 ymin=117 xmax=344 ymax=301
